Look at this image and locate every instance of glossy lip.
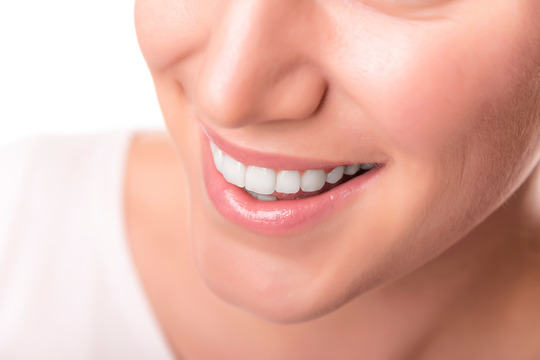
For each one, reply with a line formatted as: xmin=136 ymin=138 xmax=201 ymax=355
xmin=201 ymin=123 xmax=377 ymax=171
xmin=200 ymin=129 xmax=384 ymax=237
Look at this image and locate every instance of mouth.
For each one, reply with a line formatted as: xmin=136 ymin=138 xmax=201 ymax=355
xmin=200 ymin=129 xmax=384 ymax=236
xmin=210 ymin=140 xmax=378 ymax=201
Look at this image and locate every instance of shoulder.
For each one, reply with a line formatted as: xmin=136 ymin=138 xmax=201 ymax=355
xmin=124 ymin=130 xmax=189 ymax=241
xmin=125 ymin=130 xmax=187 ymax=208
xmin=0 ymin=131 xmax=176 ymax=359
xmin=0 ymin=136 xmax=40 ymax=215
xmin=0 ymin=131 xmax=134 ymax=261
xmin=0 ymin=131 xmax=130 ymax=217
xmin=0 ymin=131 xmax=131 ymax=190
xmin=0 ymin=131 xmax=135 ymax=270
xmin=126 ymin=130 xmax=184 ymax=179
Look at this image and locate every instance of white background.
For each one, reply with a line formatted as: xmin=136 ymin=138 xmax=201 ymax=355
xmin=0 ymin=0 xmax=164 ymax=146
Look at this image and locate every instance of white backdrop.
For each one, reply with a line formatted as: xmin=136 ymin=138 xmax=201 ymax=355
xmin=0 ymin=0 xmax=164 ymax=146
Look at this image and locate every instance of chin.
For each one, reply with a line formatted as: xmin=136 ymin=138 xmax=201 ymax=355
xmin=200 ymin=262 xmax=354 ymax=324
xmin=189 ymin=226 xmax=373 ymax=325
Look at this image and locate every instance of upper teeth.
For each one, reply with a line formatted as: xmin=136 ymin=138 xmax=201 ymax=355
xmin=210 ymin=141 xmax=373 ymax=197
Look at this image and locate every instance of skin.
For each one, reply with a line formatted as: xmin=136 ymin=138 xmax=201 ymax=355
xmin=127 ymin=0 xmax=540 ymax=358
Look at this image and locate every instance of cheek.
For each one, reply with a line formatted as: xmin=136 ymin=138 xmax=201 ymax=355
xmin=134 ymin=0 xmax=212 ymax=70
xmin=332 ymin=9 xmax=539 ymax=160
xmin=375 ymin=41 xmax=516 ymax=157
xmin=379 ymin=47 xmax=515 ymax=158
xmin=373 ymin=27 xmax=539 ymax=218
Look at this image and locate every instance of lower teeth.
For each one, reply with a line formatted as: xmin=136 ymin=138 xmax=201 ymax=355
xmin=246 ymin=190 xmax=277 ymax=201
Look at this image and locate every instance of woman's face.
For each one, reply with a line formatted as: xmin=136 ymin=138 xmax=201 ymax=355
xmin=135 ymin=0 xmax=540 ymax=323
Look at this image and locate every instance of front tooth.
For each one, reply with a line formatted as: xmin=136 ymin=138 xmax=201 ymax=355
xmin=245 ymin=166 xmax=276 ymax=195
xmin=222 ymin=154 xmax=246 ymax=188
xmin=326 ymin=166 xmax=345 ymax=184
xmin=276 ymin=170 xmax=301 ymax=194
xmin=301 ymin=170 xmax=326 ymax=192
xmin=344 ymin=164 xmax=361 ymax=175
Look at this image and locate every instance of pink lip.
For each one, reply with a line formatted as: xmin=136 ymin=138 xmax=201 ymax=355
xmin=201 ymin=123 xmax=353 ymax=171
xmin=200 ymin=130 xmax=384 ymax=237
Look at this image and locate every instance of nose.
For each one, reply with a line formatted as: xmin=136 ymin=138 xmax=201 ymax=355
xmin=194 ymin=0 xmax=327 ymax=128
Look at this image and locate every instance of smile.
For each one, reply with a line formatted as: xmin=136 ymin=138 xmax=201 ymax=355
xmin=200 ymin=128 xmax=384 ymax=236
xmin=210 ymin=140 xmax=376 ymax=201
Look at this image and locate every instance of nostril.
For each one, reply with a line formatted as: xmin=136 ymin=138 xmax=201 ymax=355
xmin=262 ymin=67 xmax=327 ymax=120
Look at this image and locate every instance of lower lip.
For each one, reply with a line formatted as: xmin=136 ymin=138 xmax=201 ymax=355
xmin=201 ymin=133 xmax=383 ymax=237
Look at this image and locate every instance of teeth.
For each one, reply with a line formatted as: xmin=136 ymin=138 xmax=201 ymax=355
xmin=247 ymin=190 xmax=277 ymax=201
xmin=326 ymin=166 xmax=345 ymax=184
xmin=222 ymin=154 xmax=246 ymax=188
xmin=245 ymin=166 xmax=276 ymax=195
xmin=344 ymin=164 xmax=361 ymax=175
xmin=276 ymin=170 xmax=301 ymax=194
xmin=209 ymin=140 xmax=374 ymax=199
xmin=213 ymin=146 xmax=225 ymax=173
xmin=360 ymin=163 xmax=374 ymax=170
xmin=301 ymin=170 xmax=326 ymax=192
xmin=257 ymin=194 xmax=277 ymax=201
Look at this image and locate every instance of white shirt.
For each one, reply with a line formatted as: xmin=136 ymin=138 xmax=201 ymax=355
xmin=0 ymin=131 xmax=174 ymax=360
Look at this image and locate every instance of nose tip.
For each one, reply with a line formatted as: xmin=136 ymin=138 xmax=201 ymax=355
xmin=193 ymin=0 xmax=327 ymax=129
xmin=195 ymin=63 xmax=327 ymax=128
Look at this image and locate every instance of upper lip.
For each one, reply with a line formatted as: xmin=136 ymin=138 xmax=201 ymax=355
xmin=200 ymin=123 xmax=385 ymax=171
